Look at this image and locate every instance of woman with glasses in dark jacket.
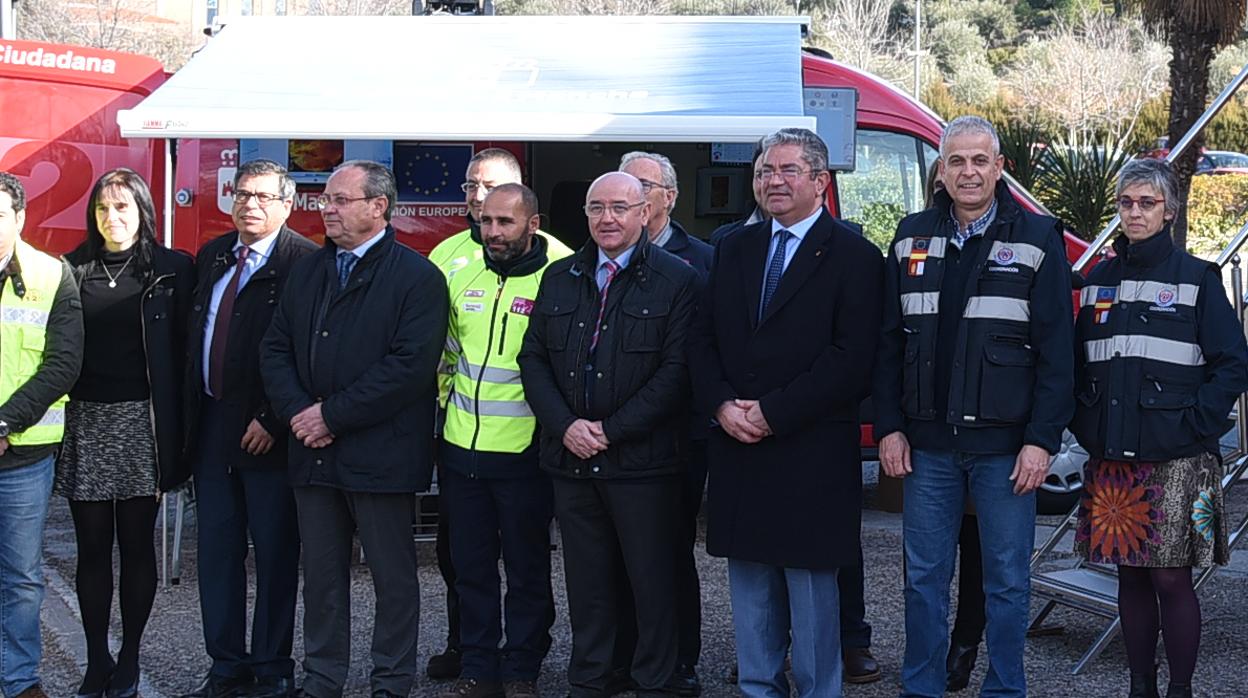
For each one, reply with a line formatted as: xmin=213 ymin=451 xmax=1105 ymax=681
xmin=1071 ymin=158 xmax=1248 ymax=698
xmin=55 ymin=168 xmax=195 ymax=698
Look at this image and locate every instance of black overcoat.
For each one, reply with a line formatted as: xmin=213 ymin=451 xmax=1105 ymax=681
xmin=690 ymin=210 xmax=885 ymax=570
xmin=260 ymin=228 xmax=448 ymax=493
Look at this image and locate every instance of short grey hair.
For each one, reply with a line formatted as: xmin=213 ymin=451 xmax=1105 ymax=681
xmin=761 ymin=128 xmax=829 ymax=174
xmin=619 ymin=151 xmax=679 ymax=193
xmin=234 ymin=159 xmax=296 ymax=200
xmin=940 ymin=115 xmax=1000 ymax=158
xmin=468 ymin=147 xmax=523 ymax=182
xmin=336 ymin=159 xmax=397 ymax=222
xmin=1116 ymin=158 xmax=1179 ymax=217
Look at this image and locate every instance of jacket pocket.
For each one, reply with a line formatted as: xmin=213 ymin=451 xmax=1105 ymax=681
xmin=901 ymin=333 xmax=922 ymax=417
xmin=978 ymin=339 xmax=1036 ymax=423
xmin=1136 ymin=380 xmax=1198 ymax=459
xmin=540 ymin=299 xmax=577 ymax=352
xmin=621 ymin=300 xmax=671 ymax=353
xmin=1070 ymin=377 xmax=1102 ymax=453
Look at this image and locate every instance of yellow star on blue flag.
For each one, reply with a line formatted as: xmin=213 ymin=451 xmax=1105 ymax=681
xmin=395 ymin=143 xmax=473 ymax=202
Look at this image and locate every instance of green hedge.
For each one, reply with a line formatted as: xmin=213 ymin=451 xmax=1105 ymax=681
xmin=1187 ymin=173 xmax=1248 ymax=258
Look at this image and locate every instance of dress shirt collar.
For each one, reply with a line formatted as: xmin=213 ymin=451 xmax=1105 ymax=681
xmin=771 ymin=206 xmax=823 ymax=242
xmin=949 ymin=199 xmax=998 ymax=249
xmin=597 ymin=243 xmax=636 ymax=273
xmin=341 ymin=226 xmax=387 ymax=259
xmin=234 ymin=228 xmax=281 ymax=262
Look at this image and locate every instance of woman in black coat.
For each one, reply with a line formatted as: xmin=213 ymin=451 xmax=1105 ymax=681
xmin=56 ymin=168 xmax=194 ymax=698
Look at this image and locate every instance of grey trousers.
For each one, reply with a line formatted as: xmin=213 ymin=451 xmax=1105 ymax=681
xmin=293 ymin=486 xmax=419 ymax=698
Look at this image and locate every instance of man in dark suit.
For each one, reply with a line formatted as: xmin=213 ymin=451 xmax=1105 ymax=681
xmin=181 ymin=160 xmax=317 ymax=698
xmin=690 ymin=128 xmax=884 ymax=698
xmin=617 ymin=151 xmax=712 ymax=695
xmin=519 ymin=172 xmax=698 ymax=698
xmin=261 ymin=160 xmax=448 ymax=698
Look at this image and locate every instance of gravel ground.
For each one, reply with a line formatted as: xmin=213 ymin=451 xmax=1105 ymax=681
xmin=33 ymin=466 xmax=1248 ymax=698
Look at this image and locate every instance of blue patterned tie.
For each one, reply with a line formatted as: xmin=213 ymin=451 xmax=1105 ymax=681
xmin=336 ymin=251 xmax=358 ymax=290
xmin=760 ymin=229 xmax=791 ymax=321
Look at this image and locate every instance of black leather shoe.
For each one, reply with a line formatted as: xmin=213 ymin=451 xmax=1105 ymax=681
xmin=664 ymin=664 xmax=701 ymax=696
xmin=843 ymin=647 xmax=881 ymax=684
xmin=180 ymin=673 xmax=254 ymax=698
xmin=248 ymin=677 xmax=295 ymax=698
xmin=1165 ymin=684 xmax=1193 ymax=698
xmin=105 ymin=670 xmax=140 ymax=698
xmin=1128 ymin=668 xmax=1159 ymax=698
xmin=945 ymin=641 xmax=979 ymax=692
xmin=427 ymin=647 xmax=463 ymax=680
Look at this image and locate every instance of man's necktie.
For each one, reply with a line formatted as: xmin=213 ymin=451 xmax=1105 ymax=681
xmin=336 ymin=251 xmax=358 ymax=290
xmin=208 ymin=246 xmax=250 ymax=398
xmin=588 ymin=260 xmax=620 ymax=354
xmin=760 ymin=229 xmax=792 ymax=321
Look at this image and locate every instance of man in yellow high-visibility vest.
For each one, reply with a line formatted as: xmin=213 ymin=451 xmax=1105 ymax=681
xmin=0 ymin=171 xmax=84 ymax=698
xmin=436 ymin=184 xmax=570 ymax=698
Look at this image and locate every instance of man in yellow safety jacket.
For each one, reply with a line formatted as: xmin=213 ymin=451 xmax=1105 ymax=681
xmin=0 ymin=171 xmax=84 ymax=698
xmin=435 ymin=184 xmax=570 ymax=698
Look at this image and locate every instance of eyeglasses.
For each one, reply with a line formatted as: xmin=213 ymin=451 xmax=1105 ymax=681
xmin=461 ymin=182 xmax=495 ymax=195
xmin=637 ymin=178 xmax=670 ymax=193
xmin=233 ymin=191 xmax=285 ymax=206
xmin=584 ymin=201 xmax=646 ymax=218
xmin=1117 ymin=196 xmax=1164 ymax=212
xmin=315 ymin=194 xmax=375 ymax=211
xmin=754 ymin=167 xmax=815 ymax=182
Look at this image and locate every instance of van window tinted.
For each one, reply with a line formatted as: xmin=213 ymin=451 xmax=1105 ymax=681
xmin=837 ymin=130 xmax=938 ymax=252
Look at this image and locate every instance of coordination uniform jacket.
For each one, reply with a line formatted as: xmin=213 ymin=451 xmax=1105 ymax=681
xmin=874 ymin=182 xmax=1074 ymax=455
xmin=260 ymin=227 xmax=449 ymax=493
xmin=1071 ymin=228 xmax=1248 ymax=462
xmin=518 ymin=237 xmax=698 ymax=480
xmin=440 ymin=235 xmax=572 ymax=478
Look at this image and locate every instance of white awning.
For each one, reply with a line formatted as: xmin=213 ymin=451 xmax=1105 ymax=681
xmin=118 ymin=15 xmax=814 ymax=142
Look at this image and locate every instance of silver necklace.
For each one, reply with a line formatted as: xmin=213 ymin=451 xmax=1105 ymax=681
xmin=102 ymin=255 xmax=133 ymax=288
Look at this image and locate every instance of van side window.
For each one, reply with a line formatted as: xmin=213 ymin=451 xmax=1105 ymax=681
xmin=836 ymin=130 xmax=938 ymax=252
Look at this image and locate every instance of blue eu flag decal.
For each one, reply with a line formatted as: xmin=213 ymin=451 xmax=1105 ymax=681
xmin=395 ymin=143 xmax=473 ymax=202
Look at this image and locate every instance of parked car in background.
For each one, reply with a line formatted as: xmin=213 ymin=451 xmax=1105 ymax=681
xmin=1196 ymin=150 xmax=1248 ymax=175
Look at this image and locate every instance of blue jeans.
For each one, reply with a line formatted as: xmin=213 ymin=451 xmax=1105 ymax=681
xmin=0 ymin=455 xmax=54 ymax=697
xmin=728 ymin=558 xmax=842 ymax=698
xmin=901 ymin=450 xmax=1034 ymax=698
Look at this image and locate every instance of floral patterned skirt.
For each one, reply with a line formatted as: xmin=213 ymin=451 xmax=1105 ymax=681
xmin=1074 ymin=453 xmax=1229 ymax=568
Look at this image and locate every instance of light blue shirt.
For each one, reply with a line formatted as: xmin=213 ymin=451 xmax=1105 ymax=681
xmin=343 ymin=227 xmax=387 ymax=259
xmin=202 ymin=231 xmax=281 ymax=396
xmin=760 ymin=207 xmax=822 ymax=300
xmin=596 ymin=244 xmax=636 ymax=291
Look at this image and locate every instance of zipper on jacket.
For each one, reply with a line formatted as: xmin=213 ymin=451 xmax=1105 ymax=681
xmin=468 ymin=277 xmax=506 ymax=454
xmin=140 ymin=272 xmax=175 ymax=488
xmin=498 ymin=313 xmax=509 ymax=355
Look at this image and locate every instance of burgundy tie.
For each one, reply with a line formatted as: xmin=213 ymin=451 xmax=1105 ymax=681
xmin=208 ymin=246 xmax=250 ymax=398
xmin=588 ymin=260 xmax=619 ymax=354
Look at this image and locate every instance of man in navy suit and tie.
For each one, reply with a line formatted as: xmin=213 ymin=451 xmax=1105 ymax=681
xmin=691 ymin=128 xmax=884 ymax=698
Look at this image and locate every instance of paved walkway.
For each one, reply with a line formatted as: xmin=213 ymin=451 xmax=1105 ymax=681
xmin=33 ymin=464 xmax=1248 ymax=697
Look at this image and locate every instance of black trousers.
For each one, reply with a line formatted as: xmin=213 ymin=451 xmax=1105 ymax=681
xmin=293 ymin=486 xmax=419 ymax=698
xmin=839 ymin=545 xmax=873 ymax=649
xmin=554 ymin=476 xmax=679 ymax=698
xmin=435 ymin=462 xmax=461 ymax=651
xmin=192 ymin=399 xmax=300 ymax=680
xmin=441 ymin=466 xmax=555 ymax=682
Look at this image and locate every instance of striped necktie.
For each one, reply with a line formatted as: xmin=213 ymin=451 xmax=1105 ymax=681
xmin=589 ymin=260 xmax=620 ymax=354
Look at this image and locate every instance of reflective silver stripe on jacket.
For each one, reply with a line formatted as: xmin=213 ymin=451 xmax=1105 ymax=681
xmin=1079 ymin=282 xmax=1201 ymax=308
xmin=963 ymin=296 xmax=1030 ymax=322
xmin=986 ymin=241 xmax=1046 ymax=270
xmin=450 ymin=391 xmax=534 ymax=418
xmin=901 ymin=291 xmax=940 ymax=316
xmin=33 ymin=407 xmax=64 ymax=427
xmin=456 ymin=356 xmax=523 ymax=385
xmin=0 ymin=306 xmax=50 ymax=326
xmin=893 ymin=236 xmax=948 ymax=262
xmin=1084 ymin=335 xmax=1206 ymax=366
xmin=444 ymin=335 xmax=463 ymax=353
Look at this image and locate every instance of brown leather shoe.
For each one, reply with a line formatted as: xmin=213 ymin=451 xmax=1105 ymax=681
xmin=843 ymin=647 xmax=882 ymax=684
xmin=503 ymin=680 xmax=539 ymax=698
xmin=16 ymin=686 xmax=49 ymax=698
xmin=438 ymin=678 xmax=505 ymax=698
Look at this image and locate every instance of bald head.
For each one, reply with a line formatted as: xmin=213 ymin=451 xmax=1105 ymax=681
xmin=585 ymin=172 xmax=649 ymax=259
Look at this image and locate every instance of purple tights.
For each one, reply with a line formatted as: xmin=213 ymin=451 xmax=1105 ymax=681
xmin=1117 ymin=565 xmax=1201 ymax=684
